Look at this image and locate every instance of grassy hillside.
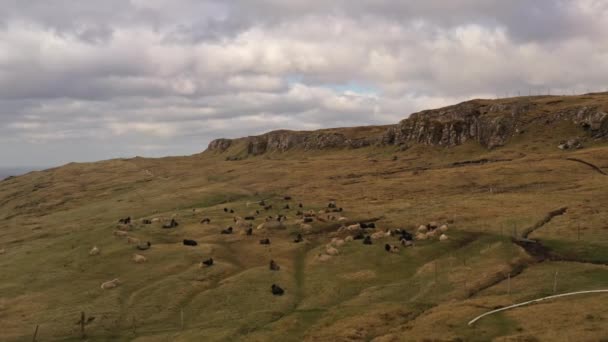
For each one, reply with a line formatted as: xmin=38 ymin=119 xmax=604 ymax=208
xmin=1 ymin=95 xmax=607 ymax=341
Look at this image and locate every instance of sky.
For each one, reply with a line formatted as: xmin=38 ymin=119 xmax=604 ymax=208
xmin=1 ymin=0 xmax=608 ymax=168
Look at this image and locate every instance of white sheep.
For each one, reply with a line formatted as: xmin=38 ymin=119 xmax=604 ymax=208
xmin=344 ymin=236 xmax=354 ymax=242
xmin=89 ymin=246 xmax=100 ymax=256
xmin=133 ymin=254 xmax=147 ymax=263
xmin=331 ymin=238 xmax=345 ymax=247
xmin=439 ymin=234 xmax=449 ymax=241
xmin=371 ymin=231 xmax=385 ymax=240
xmin=415 ymin=232 xmax=427 ymax=240
xmin=439 ymin=224 xmax=449 ymax=233
xmin=101 ymin=278 xmax=121 ymax=290
xmin=326 ymin=246 xmax=339 ymax=256
xmin=417 ymin=225 xmax=428 ymax=233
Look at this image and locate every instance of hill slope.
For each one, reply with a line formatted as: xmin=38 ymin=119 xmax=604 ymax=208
xmin=1 ymin=95 xmax=607 ymax=341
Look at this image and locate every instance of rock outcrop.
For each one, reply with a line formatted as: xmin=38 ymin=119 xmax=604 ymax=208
xmin=207 ymin=95 xmax=608 ymax=155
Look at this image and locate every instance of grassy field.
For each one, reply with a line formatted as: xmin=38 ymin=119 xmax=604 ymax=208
xmin=1 ymin=96 xmax=608 ymax=341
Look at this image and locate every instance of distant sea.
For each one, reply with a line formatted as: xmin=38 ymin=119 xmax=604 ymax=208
xmin=0 ymin=167 xmax=42 ymax=180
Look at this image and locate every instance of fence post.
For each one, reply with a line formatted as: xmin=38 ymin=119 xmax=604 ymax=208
xmin=553 ymin=271 xmax=558 ymax=294
xmin=32 ymin=324 xmax=39 ymax=342
xmin=80 ymin=311 xmax=86 ymax=339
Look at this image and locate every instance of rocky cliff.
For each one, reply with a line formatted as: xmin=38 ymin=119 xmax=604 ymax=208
xmin=207 ymin=95 xmax=608 ymax=154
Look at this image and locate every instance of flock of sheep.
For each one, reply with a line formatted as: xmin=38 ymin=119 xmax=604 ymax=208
xmin=90 ymin=197 xmax=450 ymax=295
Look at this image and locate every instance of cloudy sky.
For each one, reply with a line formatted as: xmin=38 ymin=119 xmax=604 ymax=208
xmin=1 ymin=1 xmax=608 ymax=168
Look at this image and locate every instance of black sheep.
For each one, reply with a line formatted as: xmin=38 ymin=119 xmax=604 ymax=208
xmin=162 ymin=219 xmax=178 ymax=229
xmin=259 ymin=238 xmax=271 ymax=245
xmin=221 ymin=227 xmax=233 ymax=234
xmin=384 ymin=244 xmax=391 ymax=252
xmin=284 ymin=196 xmax=292 ymax=200
xmin=298 ymin=203 xmax=303 ymax=208
xmin=271 ymin=284 xmax=284 ymax=296
xmin=183 ymin=239 xmax=198 ymax=246
xmin=202 ymin=258 xmax=214 ymax=266
xmin=246 ymin=228 xmax=253 ymax=236
xmin=224 ymin=208 xmax=228 ymax=212
xmin=142 ymin=219 xmax=152 ymax=225
xmin=363 ymin=236 xmax=372 ymax=245
xmin=303 ymin=217 xmax=313 ymax=223
xmin=353 ymin=233 xmax=365 ymax=240
xmin=269 ymin=259 xmax=280 ymax=271
xmin=294 ymin=233 xmax=303 ymax=243
xmin=244 ymin=216 xmax=255 ymax=220
xmin=136 ymin=241 xmax=151 ymax=250
xmin=200 ymin=218 xmax=211 ymax=224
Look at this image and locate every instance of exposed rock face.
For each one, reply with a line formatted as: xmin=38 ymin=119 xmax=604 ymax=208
xmin=385 ymin=101 xmax=537 ymax=149
xmin=555 ymin=106 xmax=608 ymax=137
xmin=206 ymin=97 xmax=608 ymax=154
xmin=207 ymin=138 xmax=232 ymax=152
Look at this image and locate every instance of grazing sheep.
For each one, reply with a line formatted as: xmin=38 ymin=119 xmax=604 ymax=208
xmin=317 ymin=217 xmax=327 ymax=223
xmin=118 ymin=217 xmax=131 ymax=224
xmin=126 ymin=236 xmax=140 ymax=244
xmin=400 ymin=239 xmax=413 ymax=247
xmin=151 ymin=218 xmax=160 ymax=223
xmin=200 ymin=218 xmax=211 ymax=224
xmin=141 ymin=219 xmax=152 ymax=225
xmin=133 ymin=254 xmax=147 ymax=263
xmin=426 ymin=230 xmax=438 ymax=238
xmin=298 ymin=203 xmax=303 ymax=208
xmin=415 ymin=233 xmax=427 ymax=240
xmin=183 ymin=239 xmax=198 ymax=246
xmin=428 ymin=222 xmax=439 ymax=230
xmin=360 ymin=222 xmax=376 ymax=229
xmin=244 ymin=216 xmax=255 ymax=221
xmin=230 ymin=209 xmax=234 ymax=213
xmin=271 ymin=284 xmax=284 ymax=296
xmin=327 ymin=201 xmax=337 ymax=208
xmin=417 ymin=225 xmax=428 ymax=233
xmin=353 ymin=232 xmax=365 ymax=240
xmin=371 ymin=231 xmax=385 ymax=240
xmin=294 ymin=233 xmax=303 ymax=243
xmin=363 ymin=236 xmax=373 ymax=245
xmin=201 ymin=258 xmax=214 ymax=267
xmin=136 ymin=241 xmax=151 ymax=250
xmin=344 ymin=236 xmax=354 ymax=242
xmin=259 ymin=200 xmax=266 ymax=206
xmin=316 ymin=254 xmax=332 ymax=262
xmin=224 ymin=208 xmax=229 ymax=212
xmin=284 ymin=196 xmax=292 ymax=200
xmin=246 ymin=227 xmax=253 ymax=236
xmin=259 ymin=238 xmax=271 ymax=245
xmin=326 ymin=246 xmax=339 ymax=256
xmin=269 ymin=259 xmax=280 ymax=271
xmin=385 ymin=244 xmax=399 ymax=253
xmin=257 ymin=223 xmax=266 ymax=230
xmin=162 ymin=219 xmax=179 ymax=229
xmin=346 ymin=224 xmax=360 ymax=231
xmin=330 ymin=238 xmax=345 ymax=247
xmin=264 ymin=205 xmax=273 ymax=210
xmin=89 ymin=246 xmax=100 ymax=256
xmin=439 ymin=224 xmax=449 ymax=233
xmin=101 ymin=278 xmax=121 ymax=290
xmin=338 ymin=217 xmax=348 ymax=222
xmin=221 ymin=227 xmax=234 ymax=234
xmin=303 ymin=217 xmax=314 ymax=223
xmin=300 ymin=223 xmax=313 ymax=233
xmin=439 ymin=234 xmax=449 ymax=241
xmin=113 ymin=230 xmax=128 ymax=237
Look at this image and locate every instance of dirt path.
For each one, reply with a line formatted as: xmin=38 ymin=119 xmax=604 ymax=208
xmin=521 ymin=207 xmax=567 ymax=239
xmin=565 ymin=158 xmax=607 ymax=175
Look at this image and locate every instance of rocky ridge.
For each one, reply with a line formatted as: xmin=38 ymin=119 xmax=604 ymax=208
xmin=207 ymin=95 xmax=608 ymax=155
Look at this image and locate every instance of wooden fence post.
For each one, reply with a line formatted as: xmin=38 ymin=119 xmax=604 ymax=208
xmin=32 ymin=324 xmax=39 ymax=342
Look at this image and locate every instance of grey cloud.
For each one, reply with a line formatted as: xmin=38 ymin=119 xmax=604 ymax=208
xmin=1 ymin=1 xmax=607 ymax=167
